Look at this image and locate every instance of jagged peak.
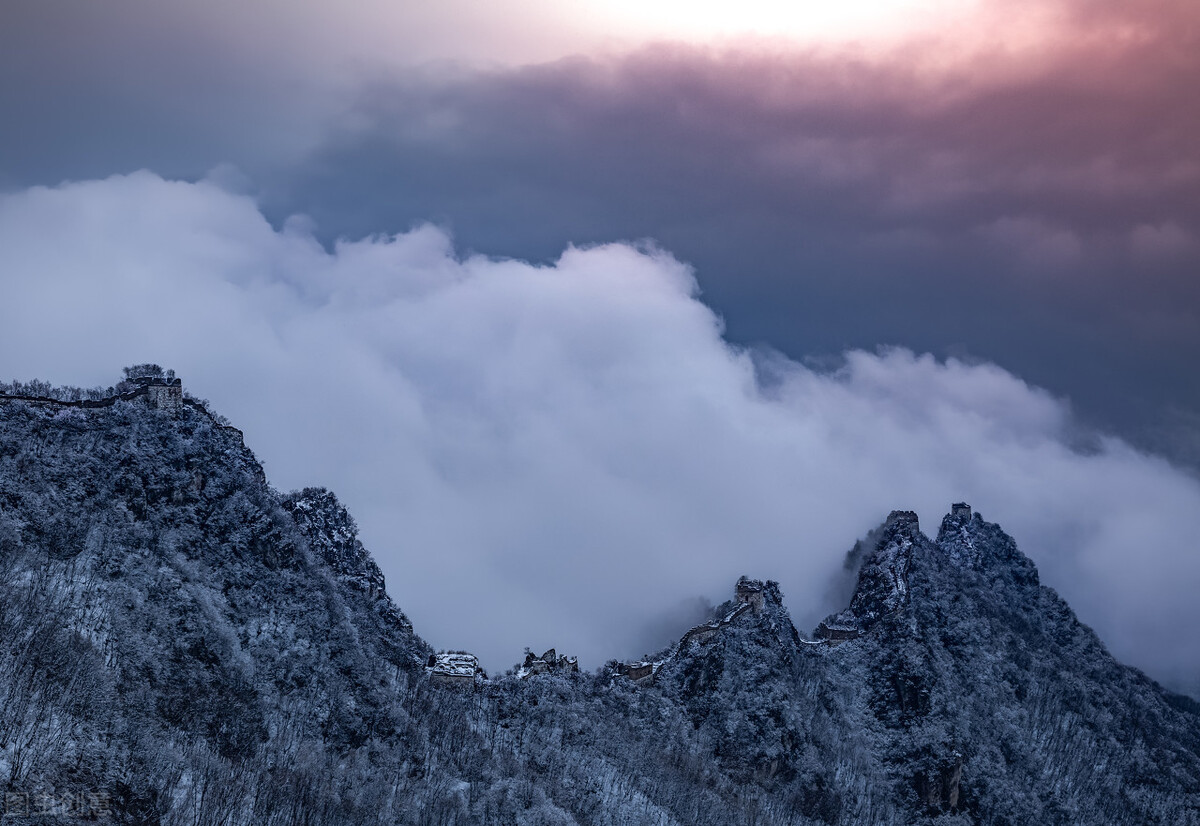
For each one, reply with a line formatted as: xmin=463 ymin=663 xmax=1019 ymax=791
xmin=816 ymin=504 xmax=1049 ymax=642
xmin=935 ymin=502 xmax=1039 ymax=587
xmin=619 ymin=577 xmax=792 ymax=682
xmin=848 ymin=511 xmax=923 ymax=620
xmin=937 ymin=502 xmax=983 ymax=565
xmin=816 ymin=509 xmax=928 ymax=638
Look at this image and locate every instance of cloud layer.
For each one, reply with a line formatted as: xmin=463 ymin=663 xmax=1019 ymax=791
xmin=272 ymin=1 xmax=1200 ymax=466
xmin=4 ymin=0 xmax=1199 ymax=470
xmin=2 ymin=172 xmax=1198 ymax=693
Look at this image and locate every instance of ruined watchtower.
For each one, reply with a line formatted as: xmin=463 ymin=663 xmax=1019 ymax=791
xmin=518 ymin=648 xmax=580 ymax=679
xmin=735 ymin=577 xmax=765 ymax=614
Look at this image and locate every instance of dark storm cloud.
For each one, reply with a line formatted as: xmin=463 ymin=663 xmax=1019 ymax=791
xmin=270 ymin=3 xmax=1200 ymax=464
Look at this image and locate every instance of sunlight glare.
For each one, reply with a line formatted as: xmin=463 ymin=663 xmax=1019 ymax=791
xmin=576 ymin=0 xmax=983 ymax=44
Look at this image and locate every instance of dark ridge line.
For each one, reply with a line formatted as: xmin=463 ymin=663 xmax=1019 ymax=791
xmin=0 ymin=384 xmax=262 ymax=482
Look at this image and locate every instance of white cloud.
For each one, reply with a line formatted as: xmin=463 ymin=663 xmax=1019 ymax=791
xmin=2 ymin=172 xmax=1198 ymax=692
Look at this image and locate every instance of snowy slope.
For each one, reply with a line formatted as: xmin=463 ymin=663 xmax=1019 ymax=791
xmin=1 ymin=383 xmax=1197 ymax=824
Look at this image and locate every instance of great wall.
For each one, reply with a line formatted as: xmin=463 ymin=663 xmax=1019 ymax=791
xmin=0 ymin=374 xmax=264 ymax=483
xmin=5 ymin=373 xmax=856 ymax=689
xmin=427 ymin=574 xmax=850 ymax=689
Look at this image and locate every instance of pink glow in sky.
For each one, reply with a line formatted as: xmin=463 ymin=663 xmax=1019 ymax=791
xmin=19 ymin=0 xmax=1112 ymax=76
xmin=571 ymin=0 xmax=984 ymax=44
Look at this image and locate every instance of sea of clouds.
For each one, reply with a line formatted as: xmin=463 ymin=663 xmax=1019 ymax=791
xmin=2 ymin=171 xmax=1198 ymax=693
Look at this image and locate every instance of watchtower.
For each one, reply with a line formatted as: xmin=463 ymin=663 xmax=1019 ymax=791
xmin=146 ymin=379 xmax=182 ymax=411
xmin=735 ymin=577 xmax=765 ymax=613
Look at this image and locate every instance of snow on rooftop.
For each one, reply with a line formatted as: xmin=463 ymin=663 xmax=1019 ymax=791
xmin=429 ymin=652 xmax=479 ymax=678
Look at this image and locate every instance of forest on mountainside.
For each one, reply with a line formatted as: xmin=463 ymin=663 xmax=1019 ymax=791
xmin=1 ymin=376 xmax=1198 ymax=824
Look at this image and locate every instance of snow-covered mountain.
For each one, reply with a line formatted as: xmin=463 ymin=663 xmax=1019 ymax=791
xmin=1 ymin=375 xmax=1197 ymax=824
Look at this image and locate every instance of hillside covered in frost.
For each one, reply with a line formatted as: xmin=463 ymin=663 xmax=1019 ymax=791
xmin=1 ymin=373 xmax=1198 ymax=825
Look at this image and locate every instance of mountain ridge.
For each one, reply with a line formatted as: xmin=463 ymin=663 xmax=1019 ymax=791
xmin=1 ymin=376 xmax=1198 ymax=824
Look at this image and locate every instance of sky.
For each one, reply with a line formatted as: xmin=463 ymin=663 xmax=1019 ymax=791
xmin=1 ymin=0 xmax=1198 ymax=691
